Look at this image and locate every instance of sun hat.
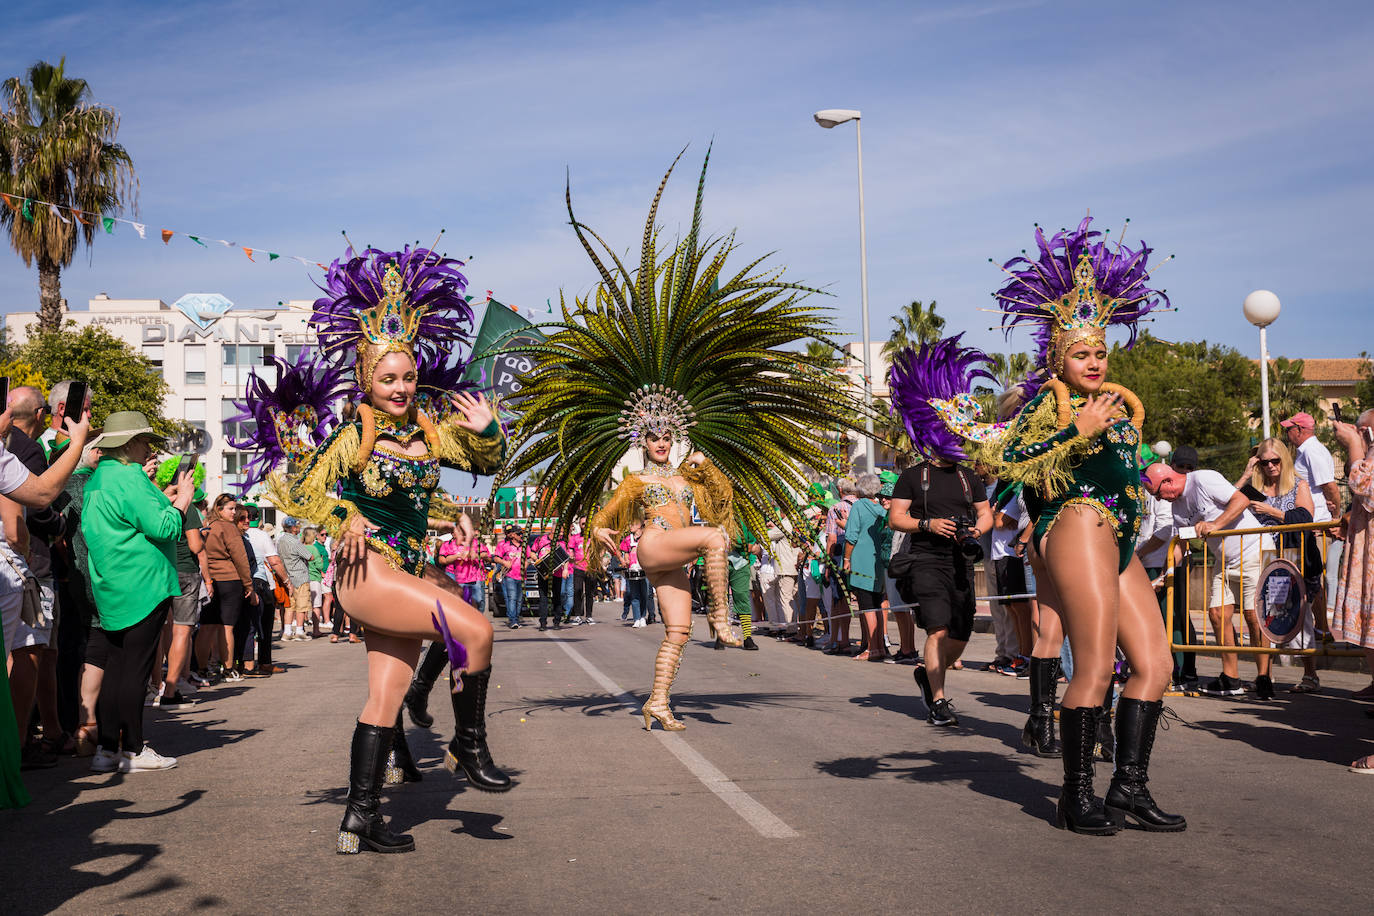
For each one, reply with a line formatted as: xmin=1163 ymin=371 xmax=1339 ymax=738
xmin=1280 ymin=412 xmax=1315 ymax=431
xmin=89 ymin=411 xmax=165 ymax=449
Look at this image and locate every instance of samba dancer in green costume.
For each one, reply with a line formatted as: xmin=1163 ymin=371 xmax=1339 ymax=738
xmin=889 ymin=217 xmax=1185 ymax=836
xmin=491 ymin=148 xmax=868 ymax=731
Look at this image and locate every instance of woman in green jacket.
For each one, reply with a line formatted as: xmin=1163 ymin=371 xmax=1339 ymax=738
xmin=83 ymin=412 xmax=194 ymax=774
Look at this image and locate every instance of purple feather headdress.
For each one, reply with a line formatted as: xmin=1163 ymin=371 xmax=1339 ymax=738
xmin=888 ymin=334 xmax=997 ymax=462
xmin=311 ymin=245 xmax=474 ymax=386
xmin=993 ymin=216 xmax=1170 ymax=374
xmin=227 ymin=348 xmax=349 ymax=493
xmin=414 ymin=349 xmax=481 ymax=421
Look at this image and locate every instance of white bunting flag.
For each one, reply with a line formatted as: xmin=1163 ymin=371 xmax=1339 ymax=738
xmin=48 ymin=204 xmax=70 ymax=224
xmin=131 ymin=221 xmax=146 ymax=238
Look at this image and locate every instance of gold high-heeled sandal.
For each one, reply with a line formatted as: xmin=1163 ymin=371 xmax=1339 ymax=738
xmin=642 ymin=626 xmax=689 ymax=731
xmin=703 ymin=541 xmax=742 ymax=647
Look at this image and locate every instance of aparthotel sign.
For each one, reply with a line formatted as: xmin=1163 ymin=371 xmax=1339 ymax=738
xmin=87 ymin=313 xmax=317 ymax=345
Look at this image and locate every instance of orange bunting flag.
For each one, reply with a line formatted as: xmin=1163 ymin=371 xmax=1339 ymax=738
xmin=161 ymin=229 xmax=174 ymax=244
xmin=243 ymin=247 xmax=255 ymax=261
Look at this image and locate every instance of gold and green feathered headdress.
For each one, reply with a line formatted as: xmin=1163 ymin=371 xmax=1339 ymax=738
xmin=489 ymin=146 xmax=869 ymax=540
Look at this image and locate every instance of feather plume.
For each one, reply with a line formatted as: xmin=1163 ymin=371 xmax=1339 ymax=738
xmin=487 ymin=147 xmax=870 ymax=541
xmin=227 ymin=348 xmax=349 ymax=493
xmin=887 ymin=335 xmax=996 ymax=462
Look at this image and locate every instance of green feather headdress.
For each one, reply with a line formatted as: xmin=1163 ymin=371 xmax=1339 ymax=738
xmin=489 ymin=146 xmax=869 ymax=540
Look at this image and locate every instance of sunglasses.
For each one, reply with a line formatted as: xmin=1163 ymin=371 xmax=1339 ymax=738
xmin=1257 ymin=458 xmax=1282 ymax=467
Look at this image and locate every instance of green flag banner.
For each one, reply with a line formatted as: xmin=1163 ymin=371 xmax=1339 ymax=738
xmin=102 ymin=217 xmax=115 ymax=233
xmin=464 ymin=301 xmax=544 ymax=402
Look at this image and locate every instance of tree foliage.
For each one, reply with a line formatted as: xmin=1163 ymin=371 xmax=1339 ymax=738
xmin=1106 ymin=333 xmax=1258 ymax=478
xmin=880 ymin=299 xmax=944 ymax=361
xmin=16 ymin=323 xmax=179 ymax=436
xmin=0 ymin=58 xmax=137 ymax=332
xmin=1355 ymin=352 xmax=1374 ymax=415
xmin=0 ymin=357 xmax=46 ymax=392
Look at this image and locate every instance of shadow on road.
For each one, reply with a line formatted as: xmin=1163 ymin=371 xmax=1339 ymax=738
xmin=516 ymin=690 xmax=828 ymax=726
xmin=0 ymin=787 xmax=206 ymax=914
xmin=814 ymin=748 xmax=1053 ymax=818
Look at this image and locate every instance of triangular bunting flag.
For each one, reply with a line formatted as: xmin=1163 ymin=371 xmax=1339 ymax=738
xmin=131 ymin=222 xmax=146 ymax=238
xmin=49 ymin=204 xmax=71 ymax=224
xmin=161 ymin=229 xmax=174 ymax=244
xmin=217 ymin=239 xmax=232 ymax=247
xmin=102 ymin=217 xmax=115 ymax=234
xmin=72 ymin=209 xmax=89 ymax=225
xmin=1 ymin=195 xmax=18 ymax=213
xmin=268 ymin=252 xmax=279 ymax=261
xmin=243 ymin=247 xmax=255 ymax=261
xmin=293 ymin=256 xmax=312 ymax=266
xmin=188 ymin=235 xmax=206 ymax=247
xmin=22 ymin=199 xmax=33 ymax=222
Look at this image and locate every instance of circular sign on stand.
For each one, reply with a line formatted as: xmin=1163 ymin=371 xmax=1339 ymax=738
xmin=1254 ymin=558 xmax=1308 ymax=646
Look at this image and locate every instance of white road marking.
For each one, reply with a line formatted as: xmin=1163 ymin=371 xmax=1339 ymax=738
xmin=548 ymin=634 xmax=799 ymax=839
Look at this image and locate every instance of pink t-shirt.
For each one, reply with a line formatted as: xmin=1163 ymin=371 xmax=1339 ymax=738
xmin=493 ymin=540 xmax=525 ymax=579
xmin=565 ymin=533 xmax=587 ymax=572
xmin=444 ymin=541 xmax=489 ymax=584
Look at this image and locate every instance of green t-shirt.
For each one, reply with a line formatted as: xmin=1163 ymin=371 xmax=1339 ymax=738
xmin=82 ymin=458 xmax=183 ymax=630
xmin=174 ymin=503 xmax=203 ymax=577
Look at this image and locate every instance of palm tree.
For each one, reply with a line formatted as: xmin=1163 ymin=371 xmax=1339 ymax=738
xmin=1 ymin=59 xmax=137 ymax=332
xmin=879 ymin=299 xmax=944 ymax=361
xmin=1256 ymin=357 xmax=1321 ymax=427
xmin=987 ymin=351 xmax=1034 ymax=393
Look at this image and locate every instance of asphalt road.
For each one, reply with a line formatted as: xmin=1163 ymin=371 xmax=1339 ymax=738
xmin=5 ymin=606 xmax=1373 ymax=915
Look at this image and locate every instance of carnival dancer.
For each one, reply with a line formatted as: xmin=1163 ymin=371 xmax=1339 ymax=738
xmin=236 ymin=246 xmax=511 ymax=854
xmin=889 ymin=217 xmax=1183 ymax=834
xmin=489 ymin=148 xmax=865 ymax=730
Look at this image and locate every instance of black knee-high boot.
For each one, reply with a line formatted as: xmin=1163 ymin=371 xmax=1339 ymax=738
xmin=337 ymin=722 xmax=415 ymax=854
xmin=443 ymin=666 xmax=512 ymax=792
xmin=404 ymin=641 xmax=449 ymax=729
xmin=383 ymin=714 xmax=423 ymax=785
xmin=1056 ymin=706 xmax=1120 ymax=835
xmin=1105 ymin=698 xmax=1186 ymax=832
xmin=1021 ymin=656 xmax=1062 ymax=757
xmin=1095 ymin=679 xmax=1116 ymax=763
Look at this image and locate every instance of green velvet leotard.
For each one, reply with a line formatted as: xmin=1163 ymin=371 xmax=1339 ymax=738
xmin=288 ymin=416 xmax=504 ymax=577
xmin=1003 ymin=389 xmax=1144 ymax=573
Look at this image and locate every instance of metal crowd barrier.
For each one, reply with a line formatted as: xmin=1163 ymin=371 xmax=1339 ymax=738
xmin=1163 ymin=519 xmax=1361 ymax=658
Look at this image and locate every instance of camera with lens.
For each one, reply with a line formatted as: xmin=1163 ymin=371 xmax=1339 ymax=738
xmin=953 ymin=515 xmax=984 ymax=562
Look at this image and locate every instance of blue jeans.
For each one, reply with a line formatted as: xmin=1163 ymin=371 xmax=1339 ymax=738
xmin=501 ymin=577 xmax=523 ymax=625
xmin=560 ymin=575 xmax=574 ymax=617
xmin=461 ymin=581 xmax=486 ymax=613
xmin=625 ymin=575 xmax=646 ymax=622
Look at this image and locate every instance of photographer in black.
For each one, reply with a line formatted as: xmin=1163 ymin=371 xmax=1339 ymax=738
xmin=888 ymin=457 xmax=992 ymax=726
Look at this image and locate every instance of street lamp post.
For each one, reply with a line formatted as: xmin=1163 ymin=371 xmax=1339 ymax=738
xmin=1243 ymin=290 xmax=1282 ymax=438
xmin=814 ymin=108 xmax=875 ymax=472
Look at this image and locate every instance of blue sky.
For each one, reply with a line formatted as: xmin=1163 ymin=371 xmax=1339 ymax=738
xmin=3 ymin=0 xmax=1372 ymax=365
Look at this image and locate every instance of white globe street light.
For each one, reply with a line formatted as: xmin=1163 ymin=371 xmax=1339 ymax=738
xmin=814 ymin=108 xmax=874 ymax=471
xmin=1153 ymin=440 xmax=1172 ymax=459
xmin=1243 ymin=290 xmax=1282 ymax=438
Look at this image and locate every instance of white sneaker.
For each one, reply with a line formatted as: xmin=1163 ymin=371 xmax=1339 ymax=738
xmin=145 ymin=688 xmax=161 ymax=708
xmin=632 ymin=618 xmax=646 ymax=628
xmin=91 ymin=747 xmax=120 ymax=773
xmin=119 ymin=744 xmax=178 ymax=772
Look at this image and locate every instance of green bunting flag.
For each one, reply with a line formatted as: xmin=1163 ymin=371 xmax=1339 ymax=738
xmin=102 ymin=217 xmax=115 ymax=233
xmin=188 ymin=235 xmax=207 ymax=247
xmin=21 ymin=199 xmax=33 ymax=222
xmin=268 ymin=252 xmax=279 ymax=261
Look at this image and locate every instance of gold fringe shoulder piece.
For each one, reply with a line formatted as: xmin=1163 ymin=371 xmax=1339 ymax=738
xmin=286 ymin=421 xmax=362 ymax=513
xmin=434 ymin=415 xmax=507 ymax=475
xmin=588 ymin=475 xmax=647 ymax=540
xmin=679 ymin=458 xmax=738 ymax=539
xmin=268 ymin=466 xmax=364 ymax=540
xmin=586 ymin=475 xmax=648 ymax=574
xmin=977 ymin=388 xmax=1091 ymax=499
